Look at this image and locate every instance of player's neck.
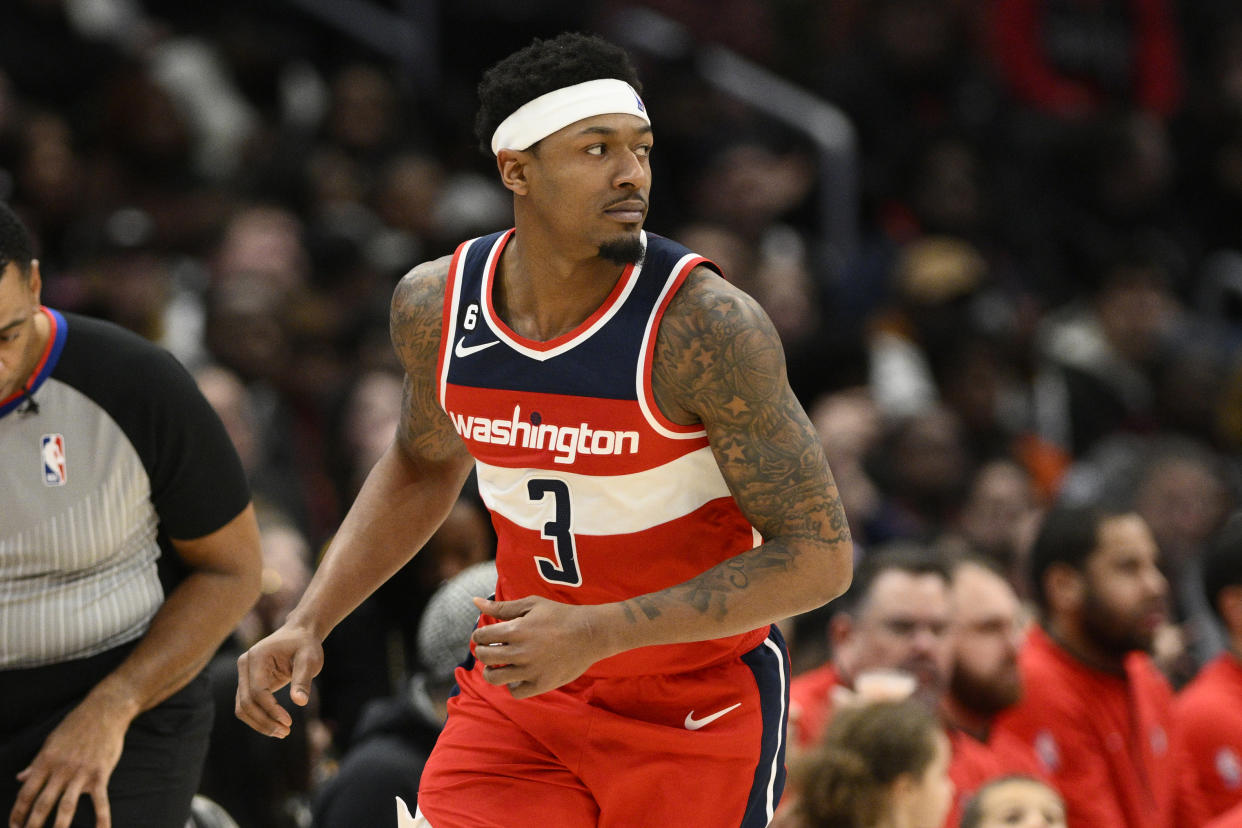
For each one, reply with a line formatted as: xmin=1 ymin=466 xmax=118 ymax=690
xmin=497 ymin=234 xmax=626 ymax=341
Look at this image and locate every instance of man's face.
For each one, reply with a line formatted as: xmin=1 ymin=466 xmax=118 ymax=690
xmin=948 ymin=563 xmax=1024 ymax=715
xmin=958 ymin=461 xmax=1037 ymax=563
xmin=523 ymin=113 xmax=651 ymax=263
xmin=1079 ymin=514 xmax=1168 ymax=656
xmin=0 ymin=261 xmax=42 ymax=401
xmin=840 ymin=570 xmax=953 ymax=700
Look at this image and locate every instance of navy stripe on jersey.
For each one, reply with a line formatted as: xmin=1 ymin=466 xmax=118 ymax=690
xmin=447 ymin=230 xmax=718 ymax=399
xmin=740 ymin=625 xmax=790 ymax=827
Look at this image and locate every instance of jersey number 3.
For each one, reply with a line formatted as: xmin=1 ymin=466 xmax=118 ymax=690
xmin=528 ymin=478 xmax=582 ymax=587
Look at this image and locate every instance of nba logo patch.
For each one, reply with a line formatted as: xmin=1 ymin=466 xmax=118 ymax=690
xmin=1150 ymin=725 xmax=1168 ymax=756
xmin=1217 ymin=747 xmax=1242 ymax=790
xmin=42 ymin=433 xmax=67 ymax=486
xmin=1034 ymin=729 xmax=1060 ymax=772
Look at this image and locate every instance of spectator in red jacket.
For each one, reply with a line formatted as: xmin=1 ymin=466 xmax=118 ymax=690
xmin=942 ymin=556 xmax=1049 ymax=826
xmin=993 ymin=504 xmax=1209 ymax=827
xmin=1175 ymin=510 xmax=1242 ymax=820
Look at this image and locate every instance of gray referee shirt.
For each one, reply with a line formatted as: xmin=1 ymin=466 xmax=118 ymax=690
xmin=0 ymin=308 xmax=250 ymax=669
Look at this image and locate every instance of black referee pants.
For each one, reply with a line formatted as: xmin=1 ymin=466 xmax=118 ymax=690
xmin=0 ymin=643 xmax=214 ymax=828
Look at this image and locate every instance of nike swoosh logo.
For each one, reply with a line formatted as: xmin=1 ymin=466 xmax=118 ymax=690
xmin=684 ymin=703 xmax=742 ymax=730
xmin=454 ymin=337 xmax=501 ymax=358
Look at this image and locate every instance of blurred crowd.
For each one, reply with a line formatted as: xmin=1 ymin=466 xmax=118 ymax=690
xmin=5 ymin=0 xmax=1242 ymax=825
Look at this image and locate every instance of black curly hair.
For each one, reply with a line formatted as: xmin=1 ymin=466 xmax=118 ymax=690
xmin=474 ymin=32 xmax=643 ymax=156
xmin=0 ymin=201 xmax=34 ymax=282
xmin=1027 ymin=503 xmax=1130 ymax=614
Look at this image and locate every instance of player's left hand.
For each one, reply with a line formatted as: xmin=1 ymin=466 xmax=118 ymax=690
xmin=8 ymin=688 xmax=132 ymax=828
xmin=470 ymin=595 xmax=611 ymax=699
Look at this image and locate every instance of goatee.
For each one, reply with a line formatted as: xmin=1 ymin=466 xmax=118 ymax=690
xmin=599 ymin=235 xmax=645 ymax=266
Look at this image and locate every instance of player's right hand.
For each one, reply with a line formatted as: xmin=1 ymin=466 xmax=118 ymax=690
xmin=234 ymin=625 xmax=323 ymax=738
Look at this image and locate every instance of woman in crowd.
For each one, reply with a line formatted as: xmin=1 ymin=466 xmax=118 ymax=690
xmin=778 ymin=697 xmax=953 ymax=828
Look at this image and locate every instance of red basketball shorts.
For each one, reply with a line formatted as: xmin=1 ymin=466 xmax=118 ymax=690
xmin=417 ymin=625 xmax=790 ymax=827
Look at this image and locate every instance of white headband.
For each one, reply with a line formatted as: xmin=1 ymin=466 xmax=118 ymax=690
xmin=490 ymin=78 xmax=650 ymax=156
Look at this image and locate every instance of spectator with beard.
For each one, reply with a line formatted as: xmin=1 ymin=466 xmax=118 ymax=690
xmin=993 ymin=505 xmax=1209 ymax=827
xmin=1175 ymin=510 xmax=1242 ymax=821
xmin=942 ymin=556 xmax=1047 ymax=826
xmin=788 ymin=546 xmax=952 ymax=754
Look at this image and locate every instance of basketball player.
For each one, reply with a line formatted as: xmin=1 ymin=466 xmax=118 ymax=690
xmin=236 ymin=32 xmax=853 ymax=827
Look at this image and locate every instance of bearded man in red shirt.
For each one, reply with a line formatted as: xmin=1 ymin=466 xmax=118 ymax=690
xmin=993 ymin=504 xmax=1208 ymax=828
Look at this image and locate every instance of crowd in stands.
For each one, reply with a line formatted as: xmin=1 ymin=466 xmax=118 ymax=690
xmin=6 ymin=0 xmax=1242 ymax=825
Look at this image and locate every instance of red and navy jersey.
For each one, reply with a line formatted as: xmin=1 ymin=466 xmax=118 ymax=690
xmin=437 ymin=229 xmax=767 ymax=678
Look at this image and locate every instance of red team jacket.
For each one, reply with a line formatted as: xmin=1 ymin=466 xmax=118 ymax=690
xmin=787 ymin=664 xmax=839 ymax=751
xmin=1207 ymin=800 xmax=1242 ymax=828
xmin=994 ymin=626 xmax=1209 ymax=828
xmin=945 ymin=725 xmax=1047 ymax=827
xmin=1175 ymin=653 xmax=1242 ymax=821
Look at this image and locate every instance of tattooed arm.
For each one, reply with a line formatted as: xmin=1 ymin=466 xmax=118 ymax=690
xmin=472 ymin=266 xmax=852 ymax=697
xmin=620 ymin=265 xmax=853 ymax=627
xmin=236 ymin=256 xmax=476 ymax=737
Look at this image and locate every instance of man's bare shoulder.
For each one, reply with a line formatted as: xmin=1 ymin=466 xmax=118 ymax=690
xmin=665 ymin=264 xmax=771 ymax=330
xmin=655 ymin=264 xmax=787 ymax=415
xmin=390 ymin=254 xmax=453 ymax=370
xmin=392 ymin=255 xmax=453 ymax=324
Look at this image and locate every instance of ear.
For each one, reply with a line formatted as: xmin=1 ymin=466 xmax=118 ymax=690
xmin=496 ymin=149 xmax=530 ymax=196
xmin=828 ymin=612 xmax=854 ymax=652
xmin=28 ymin=259 xmax=43 ymax=303
xmin=1044 ymin=563 xmax=1084 ymax=615
xmin=1219 ymin=584 xmax=1242 ymax=635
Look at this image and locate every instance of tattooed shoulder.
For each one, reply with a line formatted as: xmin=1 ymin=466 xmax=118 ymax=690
xmin=652 ymin=265 xmax=788 ymax=425
xmin=390 ymin=255 xmax=465 ymax=460
xmin=656 ymin=264 xmax=848 ymax=549
xmin=390 ymin=255 xmax=452 ymax=375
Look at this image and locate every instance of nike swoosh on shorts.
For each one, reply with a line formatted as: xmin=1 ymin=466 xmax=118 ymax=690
xmin=684 ymin=702 xmax=742 ymax=730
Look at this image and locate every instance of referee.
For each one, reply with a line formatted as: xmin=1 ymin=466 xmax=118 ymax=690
xmin=0 ymin=200 xmax=262 ymax=828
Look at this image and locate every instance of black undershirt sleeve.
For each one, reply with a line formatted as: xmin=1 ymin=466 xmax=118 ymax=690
xmin=55 ymin=313 xmax=251 ymax=540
